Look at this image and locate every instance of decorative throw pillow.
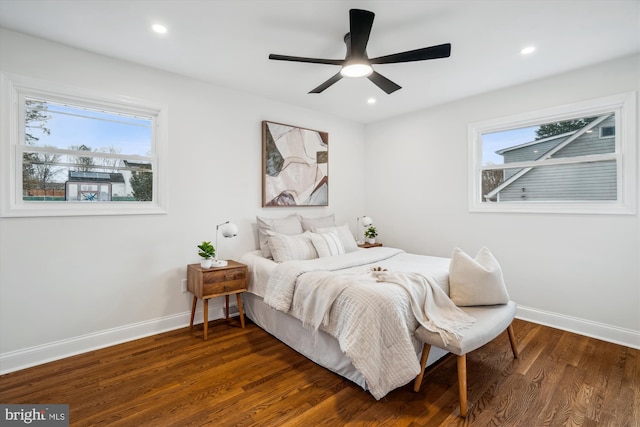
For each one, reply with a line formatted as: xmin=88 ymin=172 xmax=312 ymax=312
xmin=310 ymin=231 xmax=345 ymax=257
xmin=299 ymin=214 xmax=335 ymax=231
xmin=449 ymin=247 xmax=510 ymax=306
xmin=267 ymin=231 xmax=318 ymax=263
xmin=312 ymin=224 xmax=358 ymax=253
xmin=257 ymin=214 xmax=303 ymax=258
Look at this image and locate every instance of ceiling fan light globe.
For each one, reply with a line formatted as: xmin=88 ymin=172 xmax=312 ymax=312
xmin=340 ymin=63 xmax=373 ymax=78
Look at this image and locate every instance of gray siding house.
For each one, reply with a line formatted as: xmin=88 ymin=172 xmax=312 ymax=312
xmin=486 ymin=114 xmax=616 ymax=202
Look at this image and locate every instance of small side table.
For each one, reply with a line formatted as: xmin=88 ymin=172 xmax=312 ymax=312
xmin=358 ymin=242 xmax=382 ymax=248
xmin=187 ymin=260 xmax=248 ymax=340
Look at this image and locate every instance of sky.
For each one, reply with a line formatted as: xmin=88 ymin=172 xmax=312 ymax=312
xmin=28 ymin=101 xmax=152 ymax=157
xmin=481 ymin=125 xmax=538 ymax=165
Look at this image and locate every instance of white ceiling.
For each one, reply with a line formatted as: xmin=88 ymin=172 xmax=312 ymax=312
xmin=1 ymin=0 xmax=638 ymax=123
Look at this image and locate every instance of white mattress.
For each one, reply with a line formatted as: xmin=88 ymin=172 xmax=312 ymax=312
xmin=239 ymin=249 xmax=448 ymax=395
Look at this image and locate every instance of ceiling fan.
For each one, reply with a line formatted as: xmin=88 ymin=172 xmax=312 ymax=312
xmin=268 ymin=9 xmax=451 ymax=94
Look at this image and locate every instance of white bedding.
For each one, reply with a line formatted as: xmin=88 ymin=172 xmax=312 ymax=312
xmin=241 ymin=247 xmax=453 ymax=400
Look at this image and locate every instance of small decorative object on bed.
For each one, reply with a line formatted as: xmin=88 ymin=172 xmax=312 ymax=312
xmin=364 ymin=225 xmax=378 ymax=244
xmin=262 ymin=121 xmax=328 ymax=207
xmin=197 ymin=241 xmax=215 ymax=269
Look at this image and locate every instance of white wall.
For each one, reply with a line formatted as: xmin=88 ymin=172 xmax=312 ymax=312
xmin=364 ymin=54 xmax=640 ymax=348
xmin=1 ymin=28 xmax=637 ymax=374
xmin=0 ymin=30 xmax=366 ymax=372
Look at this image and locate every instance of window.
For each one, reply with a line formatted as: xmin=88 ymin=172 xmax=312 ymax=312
xmin=600 ymin=126 xmax=615 ymax=139
xmin=1 ymin=74 xmax=167 ymax=217
xmin=468 ymin=92 xmax=636 ymax=214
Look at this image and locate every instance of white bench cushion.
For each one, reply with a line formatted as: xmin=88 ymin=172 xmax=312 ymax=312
xmin=414 ymin=301 xmax=516 ymax=355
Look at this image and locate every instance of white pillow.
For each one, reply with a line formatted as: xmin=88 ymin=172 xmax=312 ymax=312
xmin=312 ymin=224 xmax=358 ymax=253
xmin=299 ymin=214 xmax=335 ymax=231
xmin=310 ymin=231 xmax=345 ymax=257
xmin=449 ymin=247 xmax=510 ymax=306
xmin=267 ymin=231 xmax=318 ymax=263
xmin=257 ymin=214 xmax=303 ymax=258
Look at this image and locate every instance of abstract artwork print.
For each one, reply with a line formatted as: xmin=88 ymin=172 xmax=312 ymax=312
xmin=262 ymin=121 xmax=328 ymax=207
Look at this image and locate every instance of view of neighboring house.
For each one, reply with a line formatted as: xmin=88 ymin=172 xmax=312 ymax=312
xmin=64 ymin=160 xmax=152 ymax=202
xmin=65 ymin=170 xmax=126 ymax=201
xmin=485 ymin=115 xmax=616 ymax=202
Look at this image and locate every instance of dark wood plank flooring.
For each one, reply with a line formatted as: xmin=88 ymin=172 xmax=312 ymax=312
xmin=1 ymin=318 xmax=638 ymax=426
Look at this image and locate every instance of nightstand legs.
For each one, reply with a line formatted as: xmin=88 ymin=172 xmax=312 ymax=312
xmin=189 ymin=294 xmax=245 ymax=341
xmin=203 ymin=299 xmax=209 ymax=340
xmin=190 ymin=296 xmax=197 ymax=329
xmin=236 ymin=293 xmax=245 ymax=328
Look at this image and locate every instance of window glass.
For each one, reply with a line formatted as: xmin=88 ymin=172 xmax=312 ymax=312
xmin=22 ymin=99 xmax=153 ymax=203
xmin=480 ymin=114 xmax=616 ymax=202
xmin=468 ymin=92 xmax=636 ymax=214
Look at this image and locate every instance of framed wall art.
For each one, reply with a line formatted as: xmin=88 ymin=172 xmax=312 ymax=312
xmin=262 ymin=121 xmax=328 ymax=207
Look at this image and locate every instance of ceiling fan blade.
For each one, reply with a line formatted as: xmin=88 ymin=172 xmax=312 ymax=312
xmin=349 ymin=9 xmax=375 ymax=59
xmin=367 ymin=71 xmax=401 ymax=94
xmin=269 ymin=54 xmax=343 ymax=66
xmin=370 ymin=43 xmax=451 ymax=64
xmin=309 ymin=72 xmax=344 ymax=93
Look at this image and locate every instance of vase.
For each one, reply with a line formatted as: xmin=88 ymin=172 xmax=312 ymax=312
xmin=200 ymin=258 xmax=213 ymax=269
xmin=367 ymin=238 xmax=376 ymax=244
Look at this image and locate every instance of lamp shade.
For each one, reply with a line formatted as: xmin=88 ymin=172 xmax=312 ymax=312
xmin=359 ymin=216 xmax=373 ymax=227
xmin=220 ymin=222 xmax=238 ymax=238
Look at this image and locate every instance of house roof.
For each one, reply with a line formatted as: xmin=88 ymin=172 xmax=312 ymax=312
xmin=495 ymin=131 xmax=576 ymax=156
xmin=123 ymin=160 xmax=152 ymax=170
xmin=68 ymin=171 xmax=125 ymax=183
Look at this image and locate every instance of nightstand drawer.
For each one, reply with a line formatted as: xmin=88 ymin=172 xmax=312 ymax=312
xmin=202 ymin=268 xmax=246 ymax=284
xmin=202 ymin=279 xmax=246 ymax=296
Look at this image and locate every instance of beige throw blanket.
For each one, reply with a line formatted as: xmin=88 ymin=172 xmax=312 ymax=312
xmin=372 ymin=271 xmax=475 ymax=345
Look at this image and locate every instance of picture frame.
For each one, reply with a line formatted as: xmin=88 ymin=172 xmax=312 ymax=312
xmin=262 ymin=121 xmax=328 ymax=207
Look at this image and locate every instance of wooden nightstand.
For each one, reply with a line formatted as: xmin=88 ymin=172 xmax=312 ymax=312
xmin=358 ymin=242 xmax=382 ymax=248
xmin=187 ymin=260 xmax=248 ymax=340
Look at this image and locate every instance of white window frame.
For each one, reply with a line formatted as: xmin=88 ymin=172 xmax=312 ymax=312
xmin=468 ymin=92 xmax=636 ymax=214
xmin=1 ymin=73 xmax=168 ymax=217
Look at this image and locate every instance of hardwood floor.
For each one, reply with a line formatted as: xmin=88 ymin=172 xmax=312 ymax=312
xmin=1 ymin=318 xmax=638 ymax=426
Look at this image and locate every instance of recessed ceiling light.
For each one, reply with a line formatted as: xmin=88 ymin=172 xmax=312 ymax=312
xmin=520 ymin=46 xmax=536 ymax=55
xmin=367 ymin=98 xmax=376 ymax=104
xmin=152 ymin=24 xmax=168 ymax=34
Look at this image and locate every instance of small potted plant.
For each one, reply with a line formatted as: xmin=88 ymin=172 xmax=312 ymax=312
xmin=364 ymin=226 xmax=378 ymax=244
xmin=197 ymin=241 xmax=216 ymax=269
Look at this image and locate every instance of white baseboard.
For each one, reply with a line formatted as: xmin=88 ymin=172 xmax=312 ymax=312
xmin=516 ymin=305 xmax=640 ymax=350
xmin=2 ymin=304 xmax=638 ymax=375
xmin=0 ymin=306 xmax=226 ymax=375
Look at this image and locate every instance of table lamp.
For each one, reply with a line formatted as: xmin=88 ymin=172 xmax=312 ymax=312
xmin=212 ymin=221 xmax=238 ymax=267
xmin=356 ymin=216 xmax=373 ymax=244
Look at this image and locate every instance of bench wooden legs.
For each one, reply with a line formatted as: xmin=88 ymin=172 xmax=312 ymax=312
xmin=414 ymin=322 xmax=520 ymax=418
xmin=413 ymin=343 xmax=431 ymax=392
xmin=457 ymin=354 xmax=468 ymax=416
xmin=507 ymin=324 xmax=520 ymax=358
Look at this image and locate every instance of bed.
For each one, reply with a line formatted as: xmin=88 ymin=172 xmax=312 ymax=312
xmin=239 ymin=244 xmax=454 ymax=400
